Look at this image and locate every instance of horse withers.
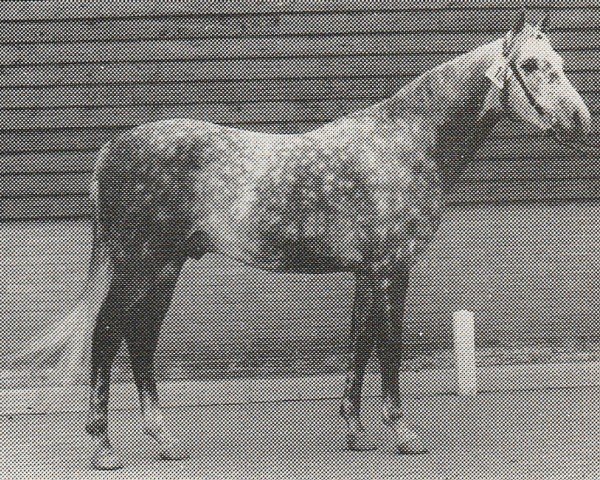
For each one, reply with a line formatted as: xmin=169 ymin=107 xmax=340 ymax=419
xmin=9 ymin=11 xmax=590 ymax=470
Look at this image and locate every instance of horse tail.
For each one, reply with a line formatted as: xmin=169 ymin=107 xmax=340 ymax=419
xmin=3 ymin=152 xmax=113 ymax=386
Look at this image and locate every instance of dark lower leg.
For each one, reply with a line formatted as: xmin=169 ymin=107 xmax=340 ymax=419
xmin=85 ymin=284 xmax=125 ymax=470
xmin=341 ymin=273 xmax=377 ymax=449
xmin=376 ymin=269 xmax=427 ymax=454
xmin=125 ymin=259 xmax=188 ymax=460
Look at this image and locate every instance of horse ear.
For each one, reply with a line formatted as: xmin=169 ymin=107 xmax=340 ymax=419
xmin=504 ymin=8 xmax=527 ymax=56
xmin=511 ymin=8 xmax=527 ymax=34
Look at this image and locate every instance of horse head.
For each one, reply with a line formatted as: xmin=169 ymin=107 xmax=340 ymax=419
xmin=484 ymin=10 xmax=591 ymax=141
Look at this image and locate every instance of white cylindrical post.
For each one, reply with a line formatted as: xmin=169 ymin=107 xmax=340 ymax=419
xmin=452 ymin=310 xmax=477 ymax=396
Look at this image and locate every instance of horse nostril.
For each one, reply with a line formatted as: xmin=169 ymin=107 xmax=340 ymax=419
xmin=571 ymin=110 xmax=587 ymax=133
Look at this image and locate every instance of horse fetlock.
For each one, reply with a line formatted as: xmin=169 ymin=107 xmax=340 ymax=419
xmin=85 ymin=415 xmax=108 ymax=437
xmin=91 ymin=448 xmax=124 ymax=470
xmin=385 ymin=420 xmax=428 ymax=455
xmin=143 ymin=417 xmax=190 ymax=461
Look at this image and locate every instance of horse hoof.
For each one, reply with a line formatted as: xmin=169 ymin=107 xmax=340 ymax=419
xmin=91 ymin=451 xmax=124 ymax=470
xmin=394 ymin=435 xmax=428 ymax=455
xmin=346 ymin=431 xmax=378 ymax=451
xmin=159 ymin=439 xmax=190 ymax=461
xmin=387 ymin=424 xmax=428 ymax=455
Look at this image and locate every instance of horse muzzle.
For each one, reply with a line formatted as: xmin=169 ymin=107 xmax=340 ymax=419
xmin=552 ymin=99 xmax=592 ymax=140
xmin=554 ymin=92 xmax=592 ymax=139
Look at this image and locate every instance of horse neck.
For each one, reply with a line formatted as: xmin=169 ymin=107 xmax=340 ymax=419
xmin=379 ymin=38 xmax=506 ymax=186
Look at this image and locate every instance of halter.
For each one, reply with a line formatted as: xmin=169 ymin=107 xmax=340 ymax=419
xmin=498 ymin=31 xmax=549 ymax=121
xmin=505 ymin=54 xmax=546 ymax=117
xmin=495 ymin=34 xmax=599 ymax=156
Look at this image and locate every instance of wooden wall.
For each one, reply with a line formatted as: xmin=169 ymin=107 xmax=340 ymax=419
xmin=1 ymin=1 xmax=600 ymax=385
xmin=0 ymin=0 xmax=599 ymax=219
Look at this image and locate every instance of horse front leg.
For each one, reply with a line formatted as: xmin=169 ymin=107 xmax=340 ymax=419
xmin=341 ymin=272 xmax=378 ymax=450
xmin=376 ymin=267 xmax=428 ymax=454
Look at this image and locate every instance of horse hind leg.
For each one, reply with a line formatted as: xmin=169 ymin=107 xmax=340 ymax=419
xmin=123 ymin=257 xmax=189 ymax=461
xmin=85 ymin=273 xmax=131 ymax=470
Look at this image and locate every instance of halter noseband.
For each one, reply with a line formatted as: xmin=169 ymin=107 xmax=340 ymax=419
xmin=492 ymin=35 xmax=599 ymax=156
xmin=505 ymin=54 xmax=546 ymax=117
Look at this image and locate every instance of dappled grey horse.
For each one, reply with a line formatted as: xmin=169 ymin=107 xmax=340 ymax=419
xmin=10 ymin=12 xmax=590 ymax=470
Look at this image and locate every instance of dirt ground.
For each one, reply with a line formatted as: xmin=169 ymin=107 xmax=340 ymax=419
xmin=2 ymin=384 xmax=600 ymax=480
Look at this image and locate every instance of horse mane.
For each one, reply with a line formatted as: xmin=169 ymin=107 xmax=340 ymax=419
xmin=378 ymin=37 xmax=505 ymax=118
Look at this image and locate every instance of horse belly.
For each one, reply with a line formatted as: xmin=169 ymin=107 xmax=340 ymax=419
xmin=191 ymin=173 xmax=366 ymax=272
xmin=195 ymin=203 xmax=364 ymax=273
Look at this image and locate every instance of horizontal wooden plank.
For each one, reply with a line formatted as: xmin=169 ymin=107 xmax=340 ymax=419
xmin=0 ymin=0 xmax=584 ymax=22
xmin=0 ymin=29 xmax=596 ymax=68
xmin=449 ymin=178 xmax=600 ymax=203
xmin=0 ymin=172 xmax=90 ymax=198
xmin=0 ymin=195 xmax=92 ymax=220
xmin=0 ymin=53 xmax=450 ymax=88
xmin=0 ymin=98 xmax=371 ymax=132
xmin=0 ymin=69 xmax=597 ymax=113
xmin=0 ymin=8 xmax=595 ymax=46
xmin=0 ymin=130 xmax=579 ymax=167
xmin=0 ymin=120 xmax=322 ymax=155
xmin=0 ymin=114 xmax=593 ymax=161
xmin=0 ymin=76 xmax=385 ymax=111
xmin=2 ymin=87 xmax=600 ymax=134
xmin=0 ymin=1 xmax=595 ymax=22
xmin=0 ymin=49 xmax=594 ymax=89
xmin=475 ymin=136 xmax=581 ymax=159
xmin=464 ymin=157 xmax=600 ymax=182
xmin=0 ymin=32 xmax=498 ymax=67
xmin=0 ymin=151 xmax=95 ymax=175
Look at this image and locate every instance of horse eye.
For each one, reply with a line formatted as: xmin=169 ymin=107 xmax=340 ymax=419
xmin=521 ymin=58 xmax=538 ymax=74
